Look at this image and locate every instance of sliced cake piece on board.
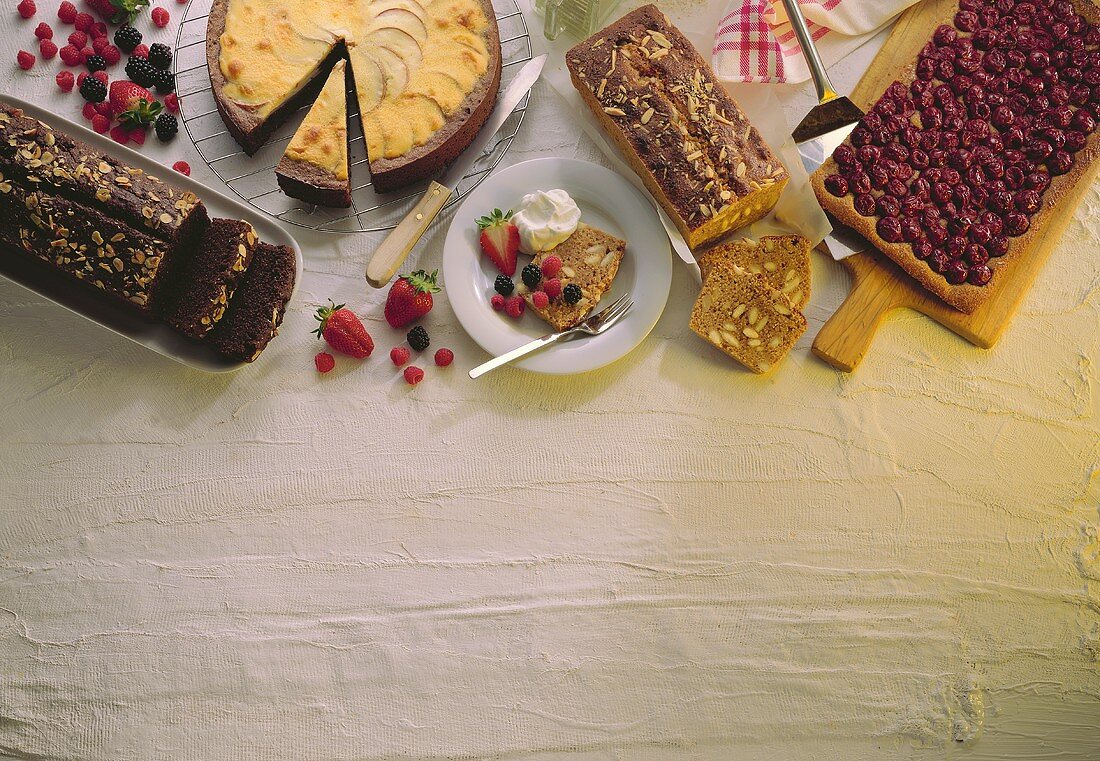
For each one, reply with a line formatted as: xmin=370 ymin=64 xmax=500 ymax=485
xmin=697 ymin=235 xmax=812 ymax=311
xmin=276 ymin=59 xmax=351 ymax=208
xmin=208 ymin=242 xmax=296 ymax=362
xmin=690 ymin=264 xmax=807 ymax=374
xmin=165 ymin=218 xmax=257 ymax=340
xmin=524 ymin=223 xmax=626 ymax=332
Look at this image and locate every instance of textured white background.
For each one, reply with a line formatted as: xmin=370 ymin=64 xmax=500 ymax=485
xmin=2 ymin=1 xmax=1099 ymax=759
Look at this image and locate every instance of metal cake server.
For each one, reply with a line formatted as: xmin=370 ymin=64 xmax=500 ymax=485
xmin=365 ymin=55 xmax=547 ymax=288
xmin=780 ymin=0 xmax=870 ymax=260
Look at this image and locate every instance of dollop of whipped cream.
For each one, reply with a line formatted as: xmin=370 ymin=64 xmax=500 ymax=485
xmin=512 ymin=189 xmax=581 ymax=255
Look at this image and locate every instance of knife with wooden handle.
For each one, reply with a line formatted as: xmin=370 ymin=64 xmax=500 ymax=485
xmin=365 ymin=55 xmax=547 ymax=289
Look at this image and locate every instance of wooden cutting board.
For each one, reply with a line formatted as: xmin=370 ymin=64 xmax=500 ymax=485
xmin=811 ymin=0 xmax=1100 ymax=372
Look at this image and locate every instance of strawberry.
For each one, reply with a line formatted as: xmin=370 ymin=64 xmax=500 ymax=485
xmin=312 ymin=300 xmax=373 ymax=358
xmin=476 ymin=208 xmax=519 ymax=276
xmin=384 ymin=269 xmax=440 ymax=328
xmin=109 ymin=80 xmax=161 ymax=128
xmin=85 ymin=0 xmax=148 ymax=24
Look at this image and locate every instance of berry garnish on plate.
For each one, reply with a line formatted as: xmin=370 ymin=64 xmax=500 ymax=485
xmin=490 ymin=293 xmax=505 ymax=311
xmin=16 ymin=51 xmax=35 ymax=70
xmin=476 ymin=207 xmax=519 ymax=276
xmin=151 ymin=6 xmax=168 ymax=27
xmin=521 ymin=262 xmax=542 ymax=288
xmin=57 ymin=2 xmax=77 ymax=23
xmin=124 ymin=55 xmax=156 ymax=87
xmin=87 ymin=0 xmax=150 ymax=24
xmin=85 ymin=53 xmax=106 ymax=71
xmin=434 ymin=348 xmax=454 ymax=367
xmin=313 ymin=300 xmax=374 ymax=358
xmin=503 ymin=294 xmax=524 ymax=318
xmin=55 ymin=70 xmax=74 ymax=91
xmin=39 ymin=39 xmax=58 ymax=59
xmin=109 ymin=80 xmax=161 ymax=127
xmin=34 ymin=21 xmax=52 ymax=39
xmin=407 ymin=325 xmax=430 ymax=352
xmin=152 ymin=69 xmax=174 ymax=94
xmin=17 ymin=0 xmax=35 ymax=19
xmin=562 ymin=283 xmax=582 ymax=305
xmin=384 ymin=269 xmax=440 ymax=328
xmin=493 ymin=274 xmax=513 ymax=296
xmin=79 ymin=74 xmax=107 ymax=102
xmin=171 ymin=160 xmax=190 ymax=175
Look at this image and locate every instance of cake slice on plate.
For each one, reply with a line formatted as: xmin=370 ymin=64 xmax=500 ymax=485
xmin=276 ymin=59 xmax=351 ymax=208
xmin=524 ymin=223 xmax=626 ymax=332
xmin=690 ymin=263 xmax=806 ymax=374
xmin=697 ymin=235 xmax=811 ymax=311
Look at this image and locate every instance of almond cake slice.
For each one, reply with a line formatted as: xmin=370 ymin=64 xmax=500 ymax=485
xmin=697 ymin=234 xmax=811 ymax=311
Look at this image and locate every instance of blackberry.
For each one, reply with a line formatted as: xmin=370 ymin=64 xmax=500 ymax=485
xmin=85 ymin=54 xmax=106 ymax=72
xmin=148 ymin=43 xmax=171 ymax=70
xmin=493 ymin=275 xmax=514 ymax=296
xmin=407 ymin=325 xmax=430 ymax=352
xmin=521 ymin=262 xmax=542 ymax=288
xmin=152 ymin=68 xmax=175 ymax=94
xmin=155 ymin=112 xmax=177 ymax=142
xmin=562 ymin=283 xmax=582 ymax=305
xmin=78 ymin=74 xmax=106 ymax=103
xmin=114 ymin=24 xmax=141 ymax=53
xmin=125 ymin=55 xmax=156 ymax=87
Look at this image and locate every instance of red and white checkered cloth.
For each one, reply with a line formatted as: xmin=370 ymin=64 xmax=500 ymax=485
xmin=712 ymin=0 xmax=921 ymax=84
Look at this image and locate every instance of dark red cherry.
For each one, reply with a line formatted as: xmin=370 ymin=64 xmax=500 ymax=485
xmin=928 ymin=251 xmax=950 ymax=273
xmin=979 ymin=212 xmax=1004 ymax=235
xmin=887 ymin=180 xmax=910 ymax=199
xmin=1064 ymin=130 xmax=1087 ymax=152
xmin=968 ymin=264 xmax=993 ymax=285
xmin=969 ymin=223 xmax=993 ymax=245
xmin=901 ymin=217 xmax=923 ymax=242
xmin=833 ymin=144 xmax=857 ymax=168
xmin=934 ymin=24 xmax=958 ymax=46
xmin=912 ymin=241 xmax=935 ymax=260
xmin=1027 ymin=50 xmax=1050 ymax=72
xmin=877 ymin=195 xmax=901 ymax=217
xmin=1023 ymin=170 xmax=1050 ymax=192
xmin=857 ymin=145 xmax=881 ymax=164
xmin=1048 ymin=150 xmax=1074 ymax=175
xmin=947 ymin=235 xmax=968 ymax=258
xmin=850 ymin=172 xmax=872 ymax=194
xmin=1015 ymin=189 xmax=1042 ymax=213
xmin=1005 ymin=213 xmax=1030 ymax=236
xmin=955 ymin=10 xmax=980 ymax=32
xmin=989 ymin=190 xmax=1015 ymax=214
xmin=964 ymin=243 xmax=989 ymax=265
xmin=1071 ymin=109 xmax=1096 ymax=134
xmin=974 ymin=28 xmax=999 ymax=50
xmin=824 ymin=175 xmax=849 ymax=197
xmin=854 ymin=193 xmax=877 ymax=216
xmin=1025 ymin=138 xmax=1053 ymax=161
xmin=877 ymin=217 xmax=904 ymax=243
xmin=944 ymin=260 xmax=970 ymax=284
xmin=988 ymin=235 xmax=1010 ymax=256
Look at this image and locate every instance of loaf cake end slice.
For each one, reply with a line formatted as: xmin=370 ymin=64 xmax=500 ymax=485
xmin=698 ymin=234 xmax=811 ymax=311
xmin=208 ymin=241 xmax=296 ymax=362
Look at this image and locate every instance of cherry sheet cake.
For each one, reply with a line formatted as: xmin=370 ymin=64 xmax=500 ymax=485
xmin=812 ymin=0 xmax=1100 ymax=313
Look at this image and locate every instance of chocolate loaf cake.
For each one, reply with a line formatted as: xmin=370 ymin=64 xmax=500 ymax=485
xmin=0 ymin=182 xmax=174 ymax=316
xmin=208 ymin=242 xmax=296 ymax=362
xmin=164 ymin=218 xmax=257 ymax=339
xmin=567 ymin=5 xmax=789 ymax=249
xmin=0 ymin=104 xmax=208 ymax=246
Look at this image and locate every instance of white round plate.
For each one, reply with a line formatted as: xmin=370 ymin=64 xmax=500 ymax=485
xmin=442 ymin=158 xmax=673 ymax=375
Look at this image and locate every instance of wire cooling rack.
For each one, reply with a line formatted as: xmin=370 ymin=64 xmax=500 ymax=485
xmin=173 ymin=0 xmax=533 ymax=233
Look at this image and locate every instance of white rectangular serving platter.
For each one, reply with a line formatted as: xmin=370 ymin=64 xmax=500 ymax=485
xmin=0 ymin=93 xmax=304 ymax=373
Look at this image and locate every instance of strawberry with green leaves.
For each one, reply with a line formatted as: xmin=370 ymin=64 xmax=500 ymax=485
xmin=86 ymin=0 xmax=149 ymax=24
xmin=109 ymin=80 xmax=162 ymax=129
xmin=384 ymin=269 xmax=441 ymax=328
xmin=313 ymin=300 xmax=374 ymax=358
xmin=476 ymin=208 xmax=519 ymax=276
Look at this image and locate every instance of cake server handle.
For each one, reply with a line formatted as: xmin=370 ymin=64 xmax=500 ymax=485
xmin=365 ymin=181 xmax=452 ymax=288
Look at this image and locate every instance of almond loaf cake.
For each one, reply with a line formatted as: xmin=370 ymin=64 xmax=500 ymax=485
xmin=524 ymin=223 xmax=626 ymax=332
xmin=566 ymin=5 xmax=789 ymax=249
xmin=0 ymin=104 xmax=208 ymax=247
xmin=690 ymin=264 xmax=807 ymax=374
xmin=811 ymin=0 xmax=1100 ymax=313
xmin=164 ymin=218 xmax=257 ymax=340
xmin=208 ymin=242 xmax=296 ymax=362
xmin=0 ymin=183 xmax=174 ymax=317
xmin=697 ymin=234 xmax=811 ymax=311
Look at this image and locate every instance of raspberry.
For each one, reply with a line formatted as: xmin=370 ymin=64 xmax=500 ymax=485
xmin=17 ymin=0 xmax=35 ymax=19
xmin=55 ymin=69 xmax=74 ymax=91
xmin=93 ymin=100 xmax=112 ymax=116
xmin=91 ymin=36 xmax=108 ymax=54
xmin=389 ymin=346 xmax=410 ymax=366
xmin=504 ymin=294 xmax=524 ymax=318
xmin=90 ymin=114 xmax=109 ymax=133
xmin=541 ymin=278 xmax=562 ymax=300
xmin=82 ymin=101 xmax=96 ymax=119
xmin=67 ymin=30 xmax=86 ymax=48
xmin=151 ymin=6 xmax=169 ymax=27
xmin=314 ymin=352 xmax=335 ymax=373
xmin=58 ymin=44 xmax=81 ymax=65
xmin=101 ymin=44 xmax=120 ymax=65
xmin=73 ymin=12 xmax=93 ymax=31
xmin=490 ymin=293 xmax=506 ymax=311
xmin=433 ymin=348 xmax=454 ymax=367
xmin=89 ymin=22 xmax=106 ymax=39
xmin=76 ymin=71 xmax=87 ymax=86
xmin=131 ymin=43 xmax=148 ymax=59
xmin=530 ymin=290 xmax=549 ymax=309
xmin=92 ymin=69 xmax=107 ymax=83
xmin=34 ymin=21 xmax=52 ymax=39
xmin=129 ymin=127 xmax=145 ymax=146
xmin=109 ymin=125 xmax=129 ymax=143
xmin=539 ymin=255 xmax=562 ymax=278
xmin=163 ymin=92 xmax=178 ymax=113
xmin=16 ymin=50 xmax=34 ymax=70
xmin=57 ymin=1 xmax=76 ymax=23
xmin=403 ymin=365 xmax=424 ymax=385
xmin=80 ymin=47 xmax=94 ymax=63
xmin=171 ymin=160 xmax=190 ymax=175
xmin=38 ymin=39 xmax=57 ymax=59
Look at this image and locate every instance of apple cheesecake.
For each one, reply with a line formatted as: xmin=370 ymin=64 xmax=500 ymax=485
xmin=207 ymin=0 xmax=502 ymax=196
xmin=275 ymin=60 xmax=351 ymax=208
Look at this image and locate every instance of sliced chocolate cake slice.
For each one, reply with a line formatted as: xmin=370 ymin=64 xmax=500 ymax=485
xmin=208 ymin=241 xmax=296 ymax=362
xmin=164 ymin=218 xmax=257 ymax=339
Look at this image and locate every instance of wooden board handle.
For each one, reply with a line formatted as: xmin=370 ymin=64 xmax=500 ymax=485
xmin=812 ymin=263 xmax=900 ymax=372
xmin=365 ymin=181 xmax=453 ymax=288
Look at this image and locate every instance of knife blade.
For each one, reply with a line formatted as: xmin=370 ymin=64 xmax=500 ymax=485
xmin=365 ymin=54 xmax=548 ymax=288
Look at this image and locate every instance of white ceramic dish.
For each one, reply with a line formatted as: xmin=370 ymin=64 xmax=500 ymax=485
xmin=442 ymin=158 xmax=672 ymax=375
xmin=0 ymin=94 xmax=304 ymax=373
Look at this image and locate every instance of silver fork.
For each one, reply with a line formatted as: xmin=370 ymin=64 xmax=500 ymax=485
xmin=468 ymin=294 xmax=634 ymax=378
